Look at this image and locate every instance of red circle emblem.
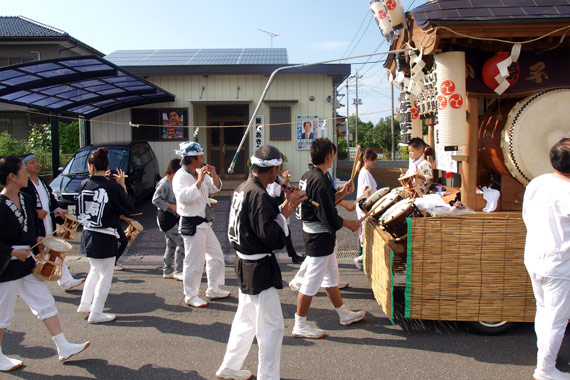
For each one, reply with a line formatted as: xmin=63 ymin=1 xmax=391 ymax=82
xmin=449 ymin=93 xmax=464 ymax=109
xmin=437 ymin=95 xmax=448 ymax=110
xmin=410 ymin=108 xmax=419 ymax=119
xmin=385 ymin=0 xmax=397 ymax=11
xmin=378 ymin=10 xmax=387 ymax=19
xmin=440 ymin=80 xmax=456 ymax=96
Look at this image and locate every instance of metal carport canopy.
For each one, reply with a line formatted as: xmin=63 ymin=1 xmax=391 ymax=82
xmin=0 ymin=55 xmax=175 ymax=176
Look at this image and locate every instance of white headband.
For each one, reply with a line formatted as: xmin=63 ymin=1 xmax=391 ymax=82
xmin=250 ymin=156 xmax=283 ymax=167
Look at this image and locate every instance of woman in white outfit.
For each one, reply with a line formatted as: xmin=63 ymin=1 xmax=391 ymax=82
xmin=354 ymin=148 xmax=377 ymax=269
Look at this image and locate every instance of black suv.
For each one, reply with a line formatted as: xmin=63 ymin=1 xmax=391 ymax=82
xmin=50 ymin=141 xmax=161 ymax=208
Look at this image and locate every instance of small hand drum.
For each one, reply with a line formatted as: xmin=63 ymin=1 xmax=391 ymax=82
xmin=33 ymin=237 xmax=72 ymax=281
xmin=124 ymin=220 xmax=144 ymax=243
xmin=56 ymin=214 xmax=80 ymax=241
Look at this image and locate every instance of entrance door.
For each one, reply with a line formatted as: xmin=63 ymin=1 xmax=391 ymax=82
xmin=207 ymin=105 xmax=249 ymax=179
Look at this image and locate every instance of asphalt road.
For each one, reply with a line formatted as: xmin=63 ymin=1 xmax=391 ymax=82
xmin=4 ymin=197 xmax=570 ymax=379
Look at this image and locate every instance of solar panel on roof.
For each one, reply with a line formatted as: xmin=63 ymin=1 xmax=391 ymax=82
xmin=105 ymin=48 xmax=288 ymax=66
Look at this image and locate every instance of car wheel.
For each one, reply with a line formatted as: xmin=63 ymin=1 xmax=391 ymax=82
xmin=466 ymin=321 xmax=515 ymax=335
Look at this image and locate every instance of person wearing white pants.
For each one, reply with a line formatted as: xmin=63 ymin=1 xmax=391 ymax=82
xmin=76 ymin=148 xmax=134 ymax=324
xmin=217 ymin=145 xmax=306 ymax=380
xmin=22 ymin=154 xmax=85 ymax=292
xmin=0 ymin=156 xmax=90 ymax=372
xmin=523 ymin=138 xmax=570 ymax=380
xmin=173 ymin=141 xmax=229 ymax=308
xmin=181 ymin=227 xmax=225 ymax=303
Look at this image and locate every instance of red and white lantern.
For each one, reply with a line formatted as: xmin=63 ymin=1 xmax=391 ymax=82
xmin=434 ymin=51 xmax=467 ymax=147
xmin=383 ymin=0 xmax=406 ymax=31
xmin=369 ymin=0 xmax=393 ymax=38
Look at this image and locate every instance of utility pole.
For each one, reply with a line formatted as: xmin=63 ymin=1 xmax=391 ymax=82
xmin=353 ymin=70 xmax=363 ymax=147
xmin=391 ymin=83 xmax=395 ymax=160
xmin=346 ymin=78 xmax=350 ymax=147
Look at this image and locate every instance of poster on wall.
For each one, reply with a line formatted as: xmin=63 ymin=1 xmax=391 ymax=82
xmin=161 ymin=109 xmax=186 ymax=140
xmin=434 ymin=123 xmax=458 ymax=173
xmin=296 ymin=115 xmax=322 ymax=150
xmin=253 ymin=115 xmax=264 ymax=150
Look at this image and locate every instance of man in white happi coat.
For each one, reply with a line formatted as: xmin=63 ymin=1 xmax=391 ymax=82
xmin=172 ymin=141 xmax=229 ymax=308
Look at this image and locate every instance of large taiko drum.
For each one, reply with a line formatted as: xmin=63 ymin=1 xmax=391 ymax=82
xmin=370 ymin=191 xmax=402 ymax=221
xmin=33 ymin=237 xmax=72 ymax=281
xmin=360 ymin=187 xmax=390 ymax=212
xmin=479 ymin=89 xmax=569 ymax=185
xmin=379 ymin=198 xmax=416 ymax=241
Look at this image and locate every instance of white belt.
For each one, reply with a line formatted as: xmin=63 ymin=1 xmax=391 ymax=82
xmin=235 ymin=250 xmax=271 ymax=261
xmin=303 ymin=221 xmax=328 ymax=234
xmin=84 ymin=226 xmax=119 ymax=238
xmin=11 ymin=245 xmax=31 ymax=260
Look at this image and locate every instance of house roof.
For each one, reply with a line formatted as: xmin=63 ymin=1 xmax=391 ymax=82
xmin=412 ymin=0 xmax=570 ymax=28
xmin=106 ymin=48 xmax=289 ymax=66
xmin=0 ymin=55 xmax=174 ymax=118
xmin=106 ymin=48 xmax=350 ymax=87
xmin=0 ymin=16 xmax=104 ymax=56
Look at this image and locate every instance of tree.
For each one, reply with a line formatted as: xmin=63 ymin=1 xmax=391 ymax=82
xmin=0 ymin=132 xmax=26 ymax=156
xmin=26 ymin=120 xmax=80 ymax=154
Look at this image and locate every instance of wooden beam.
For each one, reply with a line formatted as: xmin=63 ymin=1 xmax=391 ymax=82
xmin=462 ymin=95 xmax=479 ymax=209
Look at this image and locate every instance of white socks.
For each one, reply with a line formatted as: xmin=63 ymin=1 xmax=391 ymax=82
xmin=335 ymin=304 xmax=349 ymax=318
xmin=294 ymin=313 xmax=307 ymax=326
xmin=0 ymin=346 xmax=23 ymax=372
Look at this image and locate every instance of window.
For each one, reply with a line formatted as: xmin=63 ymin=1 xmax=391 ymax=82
xmin=0 ymin=57 xmax=36 ymax=67
xmin=270 ymin=106 xmax=291 ymax=141
xmin=131 ymin=108 xmax=189 ymax=141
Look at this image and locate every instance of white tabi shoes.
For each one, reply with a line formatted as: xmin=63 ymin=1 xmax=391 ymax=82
xmin=206 ymin=289 xmax=231 ymax=300
xmin=186 ymin=296 xmax=208 ymax=308
xmin=61 ymin=278 xmax=85 ymax=292
xmin=216 ymin=368 xmax=253 ymax=380
xmin=534 ymin=368 xmax=570 ymax=380
xmin=0 ymin=355 xmax=23 ymax=372
xmin=88 ymin=312 xmax=116 ymax=324
xmin=339 ymin=309 xmax=367 ymax=326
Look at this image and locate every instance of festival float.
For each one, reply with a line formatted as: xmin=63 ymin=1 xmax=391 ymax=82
xmin=362 ymin=0 xmax=570 ymax=334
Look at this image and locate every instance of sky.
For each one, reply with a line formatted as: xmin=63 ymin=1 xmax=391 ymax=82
xmin=2 ymin=0 xmax=424 ymax=125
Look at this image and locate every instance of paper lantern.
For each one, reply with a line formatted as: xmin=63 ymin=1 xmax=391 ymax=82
xmin=482 ymin=51 xmax=520 ymax=92
xmin=383 ymin=0 xmax=406 ymax=31
xmin=369 ymin=0 xmax=393 ymax=38
xmin=434 ymin=51 xmax=467 ymax=147
xmin=410 ymin=100 xmax=422 ymax=138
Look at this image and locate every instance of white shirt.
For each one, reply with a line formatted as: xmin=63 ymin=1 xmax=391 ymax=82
xmin=32 ymin=178 xmax=54 ymax=234
xmin=356 ymin=167 xmax=377 ymax=220
xmin=406 ymin=156 xmax=433 ymax=195
xmin=172 ymin=167 xmax=221 ymax=228
xmin=523 ymin=173 xmax=570 ymax=279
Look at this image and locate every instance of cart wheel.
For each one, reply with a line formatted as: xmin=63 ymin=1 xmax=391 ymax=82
xmin=466 ymin=321 xmax=514 ymax=335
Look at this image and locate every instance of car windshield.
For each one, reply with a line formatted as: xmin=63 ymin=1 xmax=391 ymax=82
xmin=62 ymin=147 xmax=129 ymax=175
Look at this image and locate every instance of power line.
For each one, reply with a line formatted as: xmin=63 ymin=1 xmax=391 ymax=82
xmin=341 ymin=9 xmax=371 ymax=58
xmin=346 ymin=15 xmax=375 ymax=58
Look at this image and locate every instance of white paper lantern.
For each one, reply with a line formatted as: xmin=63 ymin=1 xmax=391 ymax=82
xmin=434 ymin=51 xmax=467 ymax=147
xmin=369 ymin=0 xmax=393 ymax=38
xmin=383 ymin=0 xmax=406 ymax=31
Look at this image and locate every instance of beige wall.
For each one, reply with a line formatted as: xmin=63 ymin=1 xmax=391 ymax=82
xmin=91 ymin=73 xmax=337 ymax=182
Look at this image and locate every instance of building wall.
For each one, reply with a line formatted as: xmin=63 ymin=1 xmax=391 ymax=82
xmin=92 ymin=73 xmax=337 ymax=182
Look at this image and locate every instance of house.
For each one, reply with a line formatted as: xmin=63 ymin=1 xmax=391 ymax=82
xmin=99 ymin=49 xmax=350 ymax=181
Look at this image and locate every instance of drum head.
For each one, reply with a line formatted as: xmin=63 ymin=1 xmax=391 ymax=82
xmin=380 ymin=198 xmax=414 ymax=225
xmin=370 ymin=192 xmax=400 ymax=216
xmin=362 ymin=187 xmax=390 ymax=210
xmin=131 ymin=220 xmax=144 ymax=231
xmin=209 ymin=198 xmax=218 ymax=205
xmin=501 ymin=89 xmax=569 ymax=185
xmin=42 ymin=237 xmax=72 ymax=252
